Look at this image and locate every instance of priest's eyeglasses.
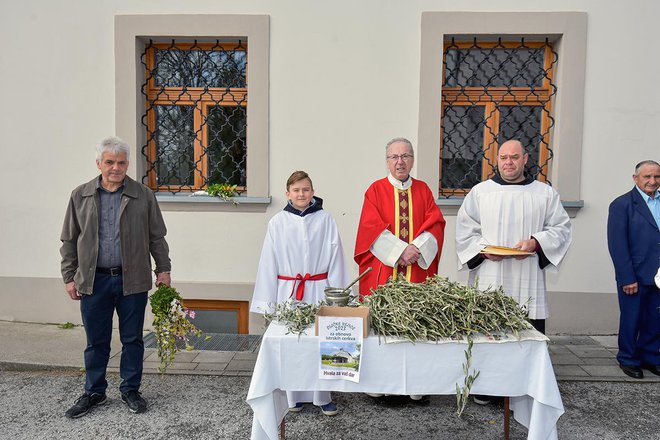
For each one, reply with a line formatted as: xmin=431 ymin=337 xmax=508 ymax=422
xmin=386 ymin=154 xmax=414 ymax=162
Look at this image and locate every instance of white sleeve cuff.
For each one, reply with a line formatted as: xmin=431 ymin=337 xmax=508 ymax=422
xmin=370 ymin=230 xmax=408 ymax=267
xmin=412 ymin=231 xmax=438 ymax=270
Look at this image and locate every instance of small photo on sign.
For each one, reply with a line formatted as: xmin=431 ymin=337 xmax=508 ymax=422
xmin=321 ymin=342 xmax=360 ymax=371
xmin=318 ymin=316 xmax=363 ymax=383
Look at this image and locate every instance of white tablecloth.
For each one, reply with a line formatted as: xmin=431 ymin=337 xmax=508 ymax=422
xmin=247 ymin=324 xmax=563 ymax=440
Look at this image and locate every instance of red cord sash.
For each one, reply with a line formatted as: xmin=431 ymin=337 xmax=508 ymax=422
xmin=277 ymin=272 xmax=329 ymax=301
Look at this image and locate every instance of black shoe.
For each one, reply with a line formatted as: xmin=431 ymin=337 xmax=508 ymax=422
xmin=373 ymin=395 xmax=414 ymax=407
xmin=65 ymin=393 xmax=107 ymax=419
xmin=641 ymin=364 xmax=660 ymax=376
xmin=620 ymin=364 xmax=643 ymax=379
xmin=121 ymin=390 xmax=147 ymax=414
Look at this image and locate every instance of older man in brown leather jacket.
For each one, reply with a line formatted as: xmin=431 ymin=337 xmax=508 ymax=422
xmin=60 ymin=136 xmax=171 ymax=418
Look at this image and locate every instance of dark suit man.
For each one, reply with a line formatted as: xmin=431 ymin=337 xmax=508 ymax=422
xmin=607 ymin=160 xmax=660 ymax=379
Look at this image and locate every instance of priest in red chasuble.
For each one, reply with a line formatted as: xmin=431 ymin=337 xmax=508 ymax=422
xmin=354 ymin=137 xmax=445 ymax=297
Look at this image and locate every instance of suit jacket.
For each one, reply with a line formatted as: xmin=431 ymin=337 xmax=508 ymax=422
xmin=607 ymin=187 xmax=660 ymax=287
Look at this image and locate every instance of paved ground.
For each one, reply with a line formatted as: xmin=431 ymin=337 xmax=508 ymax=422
xmin=1 ymin=321 xmax=659 ymax=439
xmin=1 ymin=321 xmax=657 ymax=383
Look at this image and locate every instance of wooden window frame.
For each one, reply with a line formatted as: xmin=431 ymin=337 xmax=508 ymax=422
xmin=440 ymin=41 xmax=555 ymax=197
xmin=144 ymin=42 xmax=248 ymax=193
xmin=180 ymin=299 xmax=249 ymax=334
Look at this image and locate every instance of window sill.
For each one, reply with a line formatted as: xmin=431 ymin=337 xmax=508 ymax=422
xmin=436 ymin=198 xmax=584 ymax=218
xmin=155 ymin=193 xmax=271 ymax=212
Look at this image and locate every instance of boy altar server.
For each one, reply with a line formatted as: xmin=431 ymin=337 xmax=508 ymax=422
xmin=251 ymin=171 xmax=347 ymax=416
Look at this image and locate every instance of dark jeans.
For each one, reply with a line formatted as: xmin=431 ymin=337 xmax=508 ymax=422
xmin=81 ymin=272 xmax=148 ymax=395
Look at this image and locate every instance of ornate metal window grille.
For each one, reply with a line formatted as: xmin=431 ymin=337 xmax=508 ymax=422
xmin=440 ymin=38 xmax=558 ymax=197
xmin=141 ymin=40 xmax=247 ymax=193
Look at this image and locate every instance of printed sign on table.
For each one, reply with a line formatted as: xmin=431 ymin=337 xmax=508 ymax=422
xmin=317 ymin=316 xmax=363 ymax=383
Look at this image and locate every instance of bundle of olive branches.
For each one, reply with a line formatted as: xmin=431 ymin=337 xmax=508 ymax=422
xmin=365 ymin=275 xmax=531 ymax=416
xmin=364 ymin=275 xmax=532 ymax=343
xmin=263 ymin=300 xmax=322 ymax=336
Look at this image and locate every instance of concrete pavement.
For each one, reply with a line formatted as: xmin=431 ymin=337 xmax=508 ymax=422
xmin=1 ymin=320 xmax=658 ymax=382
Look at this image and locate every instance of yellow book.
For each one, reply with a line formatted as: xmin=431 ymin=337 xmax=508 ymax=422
xmin=480 ymin=245 xmax=534 ymax=256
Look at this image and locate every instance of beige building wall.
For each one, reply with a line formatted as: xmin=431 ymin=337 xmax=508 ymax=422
xmin=1 ymin=0 xmax=658 ymax=334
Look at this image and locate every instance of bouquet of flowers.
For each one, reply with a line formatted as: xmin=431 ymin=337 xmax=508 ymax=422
xmin=150 ymin=284 xmax=201 ymax=373
xmin=205 ymin=183 xmax=239 ymax=205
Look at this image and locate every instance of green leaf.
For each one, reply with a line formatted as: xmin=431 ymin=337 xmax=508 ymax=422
xmin=205 ymin=183 xmax=239 ymax=204
xmin=150 ymin=285 xmax=182 ymax=316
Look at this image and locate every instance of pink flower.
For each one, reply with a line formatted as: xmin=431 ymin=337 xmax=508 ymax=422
xmin=188 ymin=310 xmax=196 ymax=319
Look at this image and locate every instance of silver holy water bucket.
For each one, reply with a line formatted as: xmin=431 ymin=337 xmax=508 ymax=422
xmin=324 ymin=287 xmax=350 ymax=307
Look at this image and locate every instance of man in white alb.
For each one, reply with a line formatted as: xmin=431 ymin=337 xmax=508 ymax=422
xmin=456 ymin=139 xmax=572 ymax=333
xmin=456 ymin=139 xmax=572 ymax=405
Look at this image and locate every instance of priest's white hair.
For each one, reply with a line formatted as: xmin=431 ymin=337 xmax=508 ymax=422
xmin=385 ymin=137 xmax=414 ymax=156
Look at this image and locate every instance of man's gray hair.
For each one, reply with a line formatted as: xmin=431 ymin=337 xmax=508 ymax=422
xmin=634 ymin=160 xmax=660 ymax=175
xmin=96 ymin=137 xmax=130 ymax=161
xmin=385 ymin=137 xmax=414 ymax=156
